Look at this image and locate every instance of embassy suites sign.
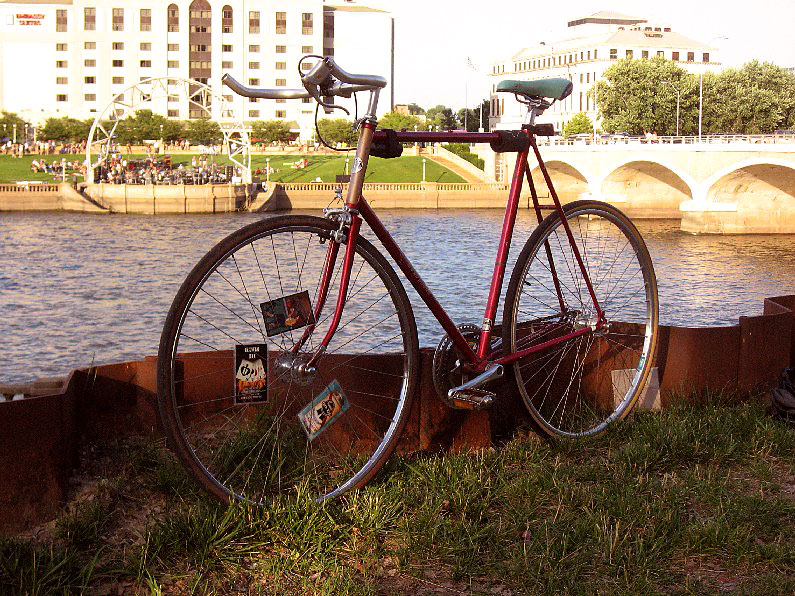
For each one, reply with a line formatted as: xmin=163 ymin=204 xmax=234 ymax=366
xmin=15 ymin=13 xmax=45 ymax=26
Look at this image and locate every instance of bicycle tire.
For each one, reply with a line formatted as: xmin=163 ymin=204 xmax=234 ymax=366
xmin=503 ymin=200 xmax=659 ymax=437
xmin=157 ymin=214 xmax=419 ymax=504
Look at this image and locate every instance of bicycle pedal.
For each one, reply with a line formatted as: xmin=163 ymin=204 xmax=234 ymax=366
xmin=448 ymin=388 xmax=495 ymax=411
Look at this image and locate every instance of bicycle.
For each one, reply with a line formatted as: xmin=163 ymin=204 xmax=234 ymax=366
xmin=157 ymin=56 xmax=659 ymax=506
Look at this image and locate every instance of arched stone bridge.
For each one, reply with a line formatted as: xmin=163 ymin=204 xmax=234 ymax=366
xmin=526 ymin=141 xmax=795 ymax=233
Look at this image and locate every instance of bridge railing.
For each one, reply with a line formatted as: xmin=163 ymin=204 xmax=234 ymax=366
xmin=544 ymin=133 xmax=795 ymax=147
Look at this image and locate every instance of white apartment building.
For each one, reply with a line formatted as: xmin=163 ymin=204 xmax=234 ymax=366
xmin=0 ymin=0 xmax=393 ymax=141
xmin=489 ymin=11 xmax=721 ymax=133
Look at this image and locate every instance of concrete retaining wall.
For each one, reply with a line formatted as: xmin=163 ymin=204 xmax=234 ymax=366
xmin=1 ymin=294 xmax=793 ymax=534
xmin=83 ymin=183 xmax=250 ymax=214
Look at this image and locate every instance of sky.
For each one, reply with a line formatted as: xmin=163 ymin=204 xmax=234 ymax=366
xmin=356 ymin=0 xmax=795 ymax=110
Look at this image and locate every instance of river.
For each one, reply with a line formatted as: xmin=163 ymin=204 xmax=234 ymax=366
xmin=1 ymin=210 xmax=794 ymax=384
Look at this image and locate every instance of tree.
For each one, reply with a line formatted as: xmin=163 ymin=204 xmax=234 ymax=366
xmin=0 ymin=111 xmax=28 ymax=141
xmin=39 ymin=116 xmax=94 ymax=143
xmin=316 ymin=119 xmax=357 ymax=146
xmin=563 ymin=113 xmax=594 ymax=138
xmin=457 ymin=100 xmax=490 ymax=132
xmin=593 ymin=56 xmax=692 ymax=135
xmin=251 ymin=120 xmax=294 ymax=143
xmin=185 ymin=118 xmax=223 ymax=145
xmin=113 ymin=110 xmax=171 ymax=144
xmin=406 ymin=103 xmax=425 ymax=115
xmin=379 ymin=111 xmax=423 ymax=131
xmin=425 ymin=105 xmax=458 ymax=130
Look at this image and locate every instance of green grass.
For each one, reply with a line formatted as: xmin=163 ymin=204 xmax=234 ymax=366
xmin=2 ymin=400 xmax=794 ymax=594
xmin=0 ymin=154 xmax=466 ymax=184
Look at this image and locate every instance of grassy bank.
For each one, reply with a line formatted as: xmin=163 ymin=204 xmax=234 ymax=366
xmin=2 ymin=398 xmax=794 ymax=594
xmin=0 ymin=154 xmax=465 ymax=185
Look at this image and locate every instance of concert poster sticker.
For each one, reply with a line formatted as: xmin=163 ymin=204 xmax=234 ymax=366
xmin=260 ymin=290 xmax=316 ymax=337
xmin=234 ymin=343 xmax=268 ymax=404
xmin=298 ymin=380 xmax=350 ymax=440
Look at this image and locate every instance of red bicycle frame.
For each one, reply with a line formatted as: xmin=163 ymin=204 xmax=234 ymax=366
xmin=310 ymin=126 xmax=605 ymax=373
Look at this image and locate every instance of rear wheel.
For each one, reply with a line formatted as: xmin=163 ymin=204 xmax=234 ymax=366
xmin=158 ymin=215 xmax=419 ymax=504
xmin=503 ymin=201 xmax=658 ymax=437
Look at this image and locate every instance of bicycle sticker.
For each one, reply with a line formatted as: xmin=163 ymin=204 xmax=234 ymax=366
xmin=352 ymin=157 xmax=364 ymax=174
xmin=234 ymin=343 xmax=268 ymax=404
xmin=260 ymin=290 xmax=316 ymax=337
xmin=298 ymin=380 xmax=350 ymax=440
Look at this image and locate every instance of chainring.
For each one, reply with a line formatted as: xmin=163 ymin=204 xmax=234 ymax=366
xmin=432 ymin=323 xmax=482 ymax=405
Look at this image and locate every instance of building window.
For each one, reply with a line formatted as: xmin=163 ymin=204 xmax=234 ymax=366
xmin=222 ymin=61 xmax=233 ymax=68
xmin=276 ymin=98 xmax=286 ymax=103
xmin=586 ymin=72 xmax=590 ymax=83
xmin=657 ymin=50 xmax=664 ymax=57
xmin=56 ymin=9 xmax=67 ymax=32
xmin=302 ymin=13 xmax=313 ymax=35
xmin=112 ymin=8 xmax=124 ymax=32
xmin=249 ymin=45 xmax=260 ymax=52
xmin=275 ymin=79 xmax=286 ymax=86
xmin=222 ymin=44 xmax=232 ymax=52
xmin=626 ymin=49 xmax=633 ymax=59
xmin=112 ymin=76 xmax=124 ymax=84
xmin=84 ymin=41 xmax=96 ymax=50
xmin=703 ymin=52 xmax=710 ymax=63
xmin=672 ymin=51 xmax=679 ymax=61
xmin=222 ymin=5 xmax=233 ymax=33
xmin=56 ymin=60 xmax=67 ymax=68
xmin=189 ymin=2 xmax=211 ymax=33
xmin=84 ymin=7 xmax=96 ymax=31
xmin=223 ymin=95 xmax=233 ymax=102
xmin=275 ymin=110 xmax=286 ymax=118
xmin=642 ymin=50 xmax=648 ymax=59
xmin=56 ymin=43 xmax=67 ymax=51
xmin=249 ymin=62 xmax=260 ymax=69
xmin=249 ymin=78 xmax=260 ymax=86
xmin=609 ymin=48 xmax=617 ymax=60
xmin=112 ymin=59 xmax=124 ymax=67
xmin=301 ymin=62 xmax=312 ymax=71
xmin=302 ymin=45 xmax=313 ymax=53
xmin=168 ymin=60 xmax=179 ymax=68
xmin=56 ymin=77 xmax=68 ymax=84
xmin=168 ymin=43 xmax=179 ymax=51
xmin=112 ymin=42 xmax=124 ymax=50
xmin=140 ymin=9 xmax=151 ymax=31
xmin=56 ymin=94 xmax=68 ymax=102
xmin=84 ymin=59 xmax=96 ymax=67
xmin=276 ymin=12 xmax=286 ymax=34
xmin=85 ymin=94 xmax=96 ymax=101
xmin=191 ymin=44 xmax=208 ymax=51
xmin=249 ymin=110 xmax=259 ymax=117
xmin=687 ymin=52 xmax=695 ymax=62
xmin=249 ymin=97 xmax=258 ymax=103
xmin=168 ymin=110 xmax=179 ymax=118
xmin=85 ymin=76 xmax=96 ymax=84
xmin=190 ymin=61 xmax=211 ymax=69
xmin=249 ymin=11 xmax=260 ymax=33
xmin=140 ymin=60 xmax=152 ymax=68
xmin=275 ymin=62 xmax=286 ymax=70
xmin=140 ymin=42 xmax=152 ymax=51
xmin=168 ymin=4 xmax=179 ymax=32
xmin=276 ymin=45 xmax=286 ymax=53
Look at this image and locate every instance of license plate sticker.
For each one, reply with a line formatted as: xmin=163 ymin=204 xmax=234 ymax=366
xmin=298 ymin=380 xmax=350 ymax=440
xmin=260 ymin=290 xmax=316 ymax=337
xmin=234 ymin=343 xmax=268 ymax=404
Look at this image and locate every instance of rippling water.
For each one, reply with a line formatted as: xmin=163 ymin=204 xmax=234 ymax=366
xmin=1 ymin=210 xmax=794 ymax=383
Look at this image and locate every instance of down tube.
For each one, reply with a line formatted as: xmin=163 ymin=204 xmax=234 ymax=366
xmin=356 ymin=198 xmax=480 ymax=365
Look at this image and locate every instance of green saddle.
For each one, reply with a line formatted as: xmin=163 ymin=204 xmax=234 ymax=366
xmin=496 ymin=78 xmax=573 ymax=101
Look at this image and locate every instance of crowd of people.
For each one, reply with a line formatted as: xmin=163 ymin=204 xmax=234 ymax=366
xmin=95 ymin=152 xmax=242 ymax=185
xmin=1 ymin=139 xmax=87 ymax=157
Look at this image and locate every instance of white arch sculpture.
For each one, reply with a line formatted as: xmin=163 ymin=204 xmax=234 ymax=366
xmin=86 ymin=77 xmax=251 ymax=183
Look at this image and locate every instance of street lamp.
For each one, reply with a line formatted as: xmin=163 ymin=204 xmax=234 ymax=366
xmin=13 ymin=123 xmax=17 ymax=144
xmin=422 ymin=158 xmax=426 ymax=182
xmin=662 ymin=81 xmax=681 ymax=137
xmin=265 ymin=157 xmax=270 ymax=184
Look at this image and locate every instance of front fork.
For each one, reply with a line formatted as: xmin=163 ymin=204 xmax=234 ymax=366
xmin=290 ymin=206 xmax=361 ymax=371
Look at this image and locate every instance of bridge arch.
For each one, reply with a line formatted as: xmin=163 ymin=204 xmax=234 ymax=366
xmin=701 ymin=158 xmax=795 ymax=207
xmin=597 ymin=158 xmax=695 ymax=216
xmin=85 ymin=77 xmax=251 ymax=183
xmin=526 ymin=159 xmax=595 ymax=203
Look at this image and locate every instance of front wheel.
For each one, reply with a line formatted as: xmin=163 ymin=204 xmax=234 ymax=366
xmin=503 ymin=201 xmax=659 ymax=438
xmin=157 ymin=215 xmax=419 ymax=505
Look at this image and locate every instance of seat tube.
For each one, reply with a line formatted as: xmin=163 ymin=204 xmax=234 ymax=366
xmin=478 ymin=143 xmax=529 ymax=360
